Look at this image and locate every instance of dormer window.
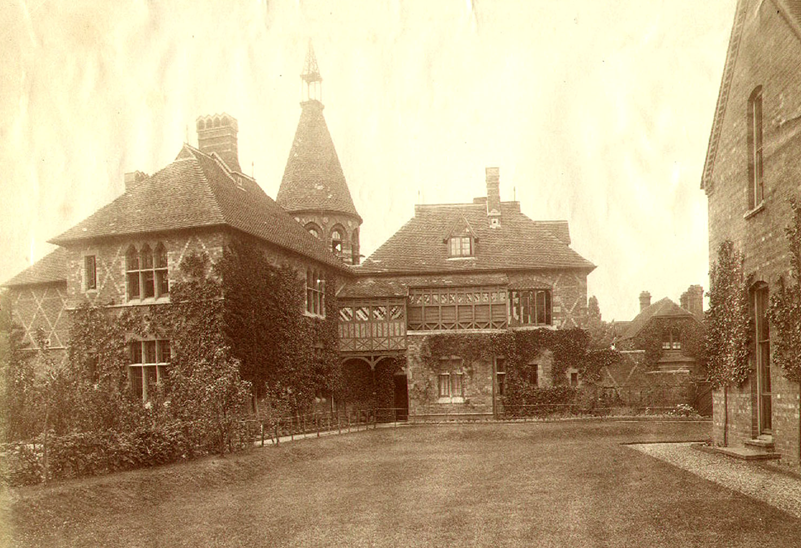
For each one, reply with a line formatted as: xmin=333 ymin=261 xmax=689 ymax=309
xmin=449 ymin=236 xmax=473 ymax=257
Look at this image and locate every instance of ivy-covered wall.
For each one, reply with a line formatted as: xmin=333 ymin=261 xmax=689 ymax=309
xmin=406 ymin=329 xmax=616 ymax=417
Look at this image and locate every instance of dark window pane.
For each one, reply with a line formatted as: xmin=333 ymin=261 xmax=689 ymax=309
xmin=156 ymin=270 xmax=169 ymax=296
xmin=128 ymin=272 xmax=140 ymax=299
xmin=85 ymin=256 xmax=97 ymax=290
xmin=130 ymin=342 xmax=143 ymax=364
xmin=126 ymin=246 xmax=139 ymax=271
xmin=155 ymin=244 xmax=168 ymax=268
xmin=130 ymin=367 xmax=143 ymax=400
xmin=142 ymin=271 xmax=155 ymax=298
xmin=144 ymin=341 xmax=156 ymax=364
xmin=140 ymin=245 xmax=153 ymax=269
xmin=157 ymin=340 xmax=170 ymax=363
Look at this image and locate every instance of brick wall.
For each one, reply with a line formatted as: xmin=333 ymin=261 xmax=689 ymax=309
xmin=706 ymin=0 xmax=801 ymax=461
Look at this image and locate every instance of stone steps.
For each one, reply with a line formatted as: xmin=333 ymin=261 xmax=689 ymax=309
xmin=701 ymin=444 xmax=781 ymax=461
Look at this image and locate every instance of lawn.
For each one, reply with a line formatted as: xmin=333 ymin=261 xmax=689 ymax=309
xmin=3 ymin=420 xmax=801 ymax=547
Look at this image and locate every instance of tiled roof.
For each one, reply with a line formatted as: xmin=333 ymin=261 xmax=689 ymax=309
xmin=276 ymin=100 xmax=361 ymax=220
xmin=3 ymin=248 xmax=67 ymax=287
xmin=50 ymin=146 xmax=350 ymax=272
xmin=358 ymin=202 xmax=594 ymax=274
xmin=619 ymin=298 xmax=697 ymax=341
xmin=338 ymin=272 xmax=510 ymax=298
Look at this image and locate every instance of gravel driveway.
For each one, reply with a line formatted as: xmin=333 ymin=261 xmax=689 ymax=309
xmin=629 ymin=442 xmax=801 ymax=518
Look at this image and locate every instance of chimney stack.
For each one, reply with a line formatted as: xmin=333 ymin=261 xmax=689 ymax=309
xmin=681 ymin=284 xmax=704 ymax=319
xmin=486 ymin=167 xmax=501 ymax=227
xmin=124 ymin=170 xmax=147 ymax=192
xmin=196 ymin=113 xmax=241 ymax=172
xmin=639 ymin=291 xmax=651 ymax=312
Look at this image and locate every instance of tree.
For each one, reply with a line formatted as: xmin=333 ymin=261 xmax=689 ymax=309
xmin=706 ymin=240 xmax=750 ymax=446
xmin=586 ymin=295 xmax=614 ymax=350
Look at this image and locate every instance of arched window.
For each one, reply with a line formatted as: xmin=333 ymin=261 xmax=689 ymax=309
xmin=140 ymin=244 xmax=155 ymax=298
xmin=126 ymin=242 xmax=169 ymax=301
xmin=351 ymin=228 xmax=360 ymax=265
xmin=155 ymin=243 xmax=169 ymax=296
xmin=748 ymin=86 xmax=764 ymax=210
xmin=331 ymin=227 xmax=345 ymax=255
xmin=126 ymin=245 xmax=140 ymax=299
xmin=305 ymin=222 xmax=322 ymax=239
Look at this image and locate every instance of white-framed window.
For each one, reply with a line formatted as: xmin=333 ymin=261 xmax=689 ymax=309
xmin=129 ymin=339 xmax=170 ymax=401
xmin=662 ymin=327 xmax=681 ymax=350
xmin=126 ymin=243 xmax=169 ymax=301
xmin=84 ymin=255 xmax=97 ymax=291
xmin=448 ymin=236 xmax=473 ymax=257
xmin=306 ymin=268 xmax=325 ymax=317
xmin=510 ymin=289 xmax=552 ymax=326
xmin=437 ymin=359 xmax=465 ymax=402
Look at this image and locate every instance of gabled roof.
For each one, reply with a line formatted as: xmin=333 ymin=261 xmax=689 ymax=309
xmin=276 ymin=100 xmax=361 ymax=220
xmin=49 ymin=145 xmax=350 ymax=272
xmin=618 ymin=297 xmax=697 ymax=341
xmin=358 ymin=201 xmax=594 ymax=274
xmin=701 ymin=0 xmax=801 ymax=192
xmin=3 ymin=248 xmax=67 ymax=287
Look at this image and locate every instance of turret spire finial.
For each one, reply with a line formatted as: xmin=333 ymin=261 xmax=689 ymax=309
xmin=301 ymin=40 xmax=322 ymax=103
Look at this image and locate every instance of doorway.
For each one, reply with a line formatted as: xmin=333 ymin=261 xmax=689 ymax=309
xmin=393 ymin=373 xmax=409 ymax=421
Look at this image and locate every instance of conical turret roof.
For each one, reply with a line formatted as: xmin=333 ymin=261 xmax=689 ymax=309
xmin=277 ymin=101 xmax=361 ymax=220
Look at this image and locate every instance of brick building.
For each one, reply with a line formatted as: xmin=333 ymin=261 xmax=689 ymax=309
xmin=336 ymin=167 xmax=595 ymax=418
xmin=4 ymin=44 xmax=595 ymax=418
xmin=702 ymin=0 xmax=801 ymax=461
xmin=608 ymin=288 xmax=709 ymax=413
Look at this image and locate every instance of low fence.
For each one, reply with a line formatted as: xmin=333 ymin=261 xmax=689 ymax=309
xmin=244 ymin=401 xmax=704 ymax=446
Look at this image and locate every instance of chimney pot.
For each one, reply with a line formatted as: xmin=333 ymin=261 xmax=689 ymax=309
xmin=124 ymin=170 xmax=147 ymax=192
xmin=486 ymin=167 xmax=501 ymax=223
xmin=639 ymin=291 xmax=651 ymax=312
xmin=196 ymin=113 xmax=241 ymax=172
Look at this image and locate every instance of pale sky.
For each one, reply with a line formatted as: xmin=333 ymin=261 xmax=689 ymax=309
xmin=0 ymin=0 xmax=736 ymax=321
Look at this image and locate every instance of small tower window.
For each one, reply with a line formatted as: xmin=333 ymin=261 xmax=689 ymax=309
xmin=305 ymin=222 xmax=322 ymax=239
xmin=351 ymin=228 xmax=360 ymax=265
xmin=331 ymin=227 xmax=345 ymax=255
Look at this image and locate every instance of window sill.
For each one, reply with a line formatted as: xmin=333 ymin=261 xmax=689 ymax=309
xmin=744 ymin=201 xmax=765 ymax=220
xmin=120 ymin=297 xmax=171 ymax=307
xmin=437 ymin=397 xmax=465 ymax=404
xmin=446 ymin=256 xmax=476 ymax=260
xmin=303 ymin=311 xmax=326 ymax=320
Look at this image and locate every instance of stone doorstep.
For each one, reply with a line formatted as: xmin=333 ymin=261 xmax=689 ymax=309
xmin=744 ymin=436 xmax=775 ymax=450
xmin=699 ymin=444 xmax=782 ymax=461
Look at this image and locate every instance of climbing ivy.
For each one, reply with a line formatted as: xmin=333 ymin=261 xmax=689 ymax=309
xmin=706 ymin=240 xmax=750 ymax=388
xmin=767 ymin=199 xmax=801 ymax=383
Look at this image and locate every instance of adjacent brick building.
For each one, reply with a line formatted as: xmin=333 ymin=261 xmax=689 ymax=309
xmin=609 ymin=289 xmax=709 ymax=413
xmin=702 ymin=0 xmax=801 ymax=462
